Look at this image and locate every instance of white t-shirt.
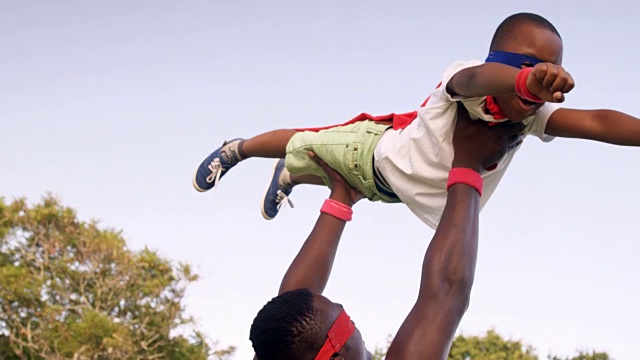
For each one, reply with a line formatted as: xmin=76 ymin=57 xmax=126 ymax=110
xmin=374 ymin=60 xmax=560 ymax=229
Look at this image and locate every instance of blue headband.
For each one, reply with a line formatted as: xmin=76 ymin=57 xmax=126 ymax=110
xmin=485 ymin=51 xmax=543 ymax=68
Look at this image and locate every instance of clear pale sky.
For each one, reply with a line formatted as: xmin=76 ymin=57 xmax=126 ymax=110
xmin=2 ymin=1 xmax=639 ymax=359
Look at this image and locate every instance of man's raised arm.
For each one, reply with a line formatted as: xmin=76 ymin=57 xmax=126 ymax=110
xmin=387 ymin=106 xmax=525 ymax=359
xmin=278 ymin=152 xmax=363 ymax=295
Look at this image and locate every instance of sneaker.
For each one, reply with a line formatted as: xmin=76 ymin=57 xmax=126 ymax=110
xmin=261 ymin=159 xmax=294 ymax=220
xmin=192 ymin=138 xmax=244 ymax=192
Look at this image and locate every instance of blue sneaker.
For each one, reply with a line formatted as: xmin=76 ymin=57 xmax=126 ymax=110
xmin=261 ymin=159 xmax=294 ymax=220
xmin=192 ymin=138 xmax=244 ymax=192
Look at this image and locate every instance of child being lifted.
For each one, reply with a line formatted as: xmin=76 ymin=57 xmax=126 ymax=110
xmin=193 ymin=12 xmax=640 ymax=229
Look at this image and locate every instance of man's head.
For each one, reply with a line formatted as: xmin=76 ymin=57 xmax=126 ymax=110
xmin=250 ymin=288 xmax=372 ymax=360
xmin=488 ymin=13 xmax=564 ymax=122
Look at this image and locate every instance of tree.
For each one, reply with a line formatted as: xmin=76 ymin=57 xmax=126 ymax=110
xmin=548 ymin=350 xmax=611 ymax=360
xmin=0 ymin=195 xmax=234 ymax=359
xmin=372 ymin=335 xmax=392 ymax=360
xmin=448 ymin=329 xmax=538 ymax=360
xmin=371 ymin=330 xmax=613 ymax=360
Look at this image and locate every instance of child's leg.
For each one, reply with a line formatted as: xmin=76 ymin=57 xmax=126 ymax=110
xmin=285 ymin=120 xmax=390 ymax=200
xmin=260 ymin=159 xmax=325 ymax=220
xmin=289 ymin=173 xmax=324 ymax=186
xmin=240 ymin=129 xmax=298 ymax=158
xmin=193 ymin=129 xmax=297 ymax=192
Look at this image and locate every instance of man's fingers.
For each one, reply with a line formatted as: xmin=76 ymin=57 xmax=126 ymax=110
xmin=309 ymin=151 xmax=343 ymax=179
xmin=309 ymin=151 xmax=328 ymax=169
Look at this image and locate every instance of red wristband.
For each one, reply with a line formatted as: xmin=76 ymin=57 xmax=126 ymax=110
xmin=515 ymin=67 xmax=543 ymax=103
xmin=447 ymin=168 xmax=483 ymax=196
xmin=320 ymin=199 xmax=353 ymax=221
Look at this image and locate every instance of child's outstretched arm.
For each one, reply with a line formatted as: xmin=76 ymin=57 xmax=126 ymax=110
xmin=545 ymin=108 xmax=640 ymax=146
xmin=446 ymin=62 xmax=574 ymax=102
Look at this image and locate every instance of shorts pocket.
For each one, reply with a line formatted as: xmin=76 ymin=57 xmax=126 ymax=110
xmin=343 ymin=142 xmax=362 ymax=176
xmin=365 ymin=126 xmax=385 ymax=135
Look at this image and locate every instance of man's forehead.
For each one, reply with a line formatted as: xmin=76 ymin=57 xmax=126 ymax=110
xmin=312 ymin=294 xmax=344 ymax=317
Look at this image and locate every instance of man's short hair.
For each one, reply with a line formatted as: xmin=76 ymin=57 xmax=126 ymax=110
xmin=250 ymin=288 xmax=330 ymax=360
xmin=490 ymin=12 xmax=561 ymax=50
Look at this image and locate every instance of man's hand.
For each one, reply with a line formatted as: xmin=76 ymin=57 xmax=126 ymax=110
xmin=527 ymin=62 xmax=575 ymax=103
xmin=452 ymin=104 xmax=526 ymax=172
xmin=309 ymin=151 xmax=363 ymax=206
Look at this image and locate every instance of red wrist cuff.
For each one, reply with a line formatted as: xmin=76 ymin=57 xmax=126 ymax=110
xmin=515 ymin=67 xmax=543 ymax=103
xmin=447 ymin=168 xmax=483 ymax=196
xmin=321 ymin=199 xmax=353 ymax=221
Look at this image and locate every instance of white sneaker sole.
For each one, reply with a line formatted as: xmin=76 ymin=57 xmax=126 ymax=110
xmin=192 ymin=168 xmax=209 ymax=193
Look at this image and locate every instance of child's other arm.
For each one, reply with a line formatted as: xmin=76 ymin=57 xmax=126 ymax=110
xmin=545 ymin=108 xmax=640 ymax=146
xmin=447 ymin=62 xmax=573 ymax=102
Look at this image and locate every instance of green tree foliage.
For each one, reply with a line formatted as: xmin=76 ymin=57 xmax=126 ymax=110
xmin=372 ymin=335 xmax=392 ymax=360
xmin=0 ymin=195 xmax=234 ymax=360
xmin=370 ymin=330 xmax=538 ymax=360
xmin=448 ymin=329 xmax=538 ymax=360
xmin=371 ymin=330 xmax=613 ymax=360
xmin=547 ymin=350 xmax=611 ymax=360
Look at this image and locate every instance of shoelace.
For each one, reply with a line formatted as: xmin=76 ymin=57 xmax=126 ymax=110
xmin=275 ymin=189 xmax=294 ymax=210
xmin=206 ymin=158 xmax=222 ymax=188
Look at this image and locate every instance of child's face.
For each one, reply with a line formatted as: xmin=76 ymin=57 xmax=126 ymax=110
xmin=495 ymin=24 xmax=564 ymax=122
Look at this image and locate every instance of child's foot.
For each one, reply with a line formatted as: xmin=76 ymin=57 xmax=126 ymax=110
xmin=192 ymin=138 xmax=244 ymax=192
xmin=261 ymin=159 xmax=294 ymax=220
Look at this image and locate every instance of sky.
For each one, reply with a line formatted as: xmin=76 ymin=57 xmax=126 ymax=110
xmin=1 ymin=1 xmax=639 ymax=359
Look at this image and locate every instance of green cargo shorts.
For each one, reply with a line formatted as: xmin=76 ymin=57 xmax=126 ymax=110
xmin=285 ymin=120 xmax=397 ymax=202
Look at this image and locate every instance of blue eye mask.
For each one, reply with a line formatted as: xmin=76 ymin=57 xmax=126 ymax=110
xmin=485 ymin=51 xmax=543 ymax=68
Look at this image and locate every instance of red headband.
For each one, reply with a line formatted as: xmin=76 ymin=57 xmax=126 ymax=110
xmin=314 ymin=309 xmax=355 ymax=360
